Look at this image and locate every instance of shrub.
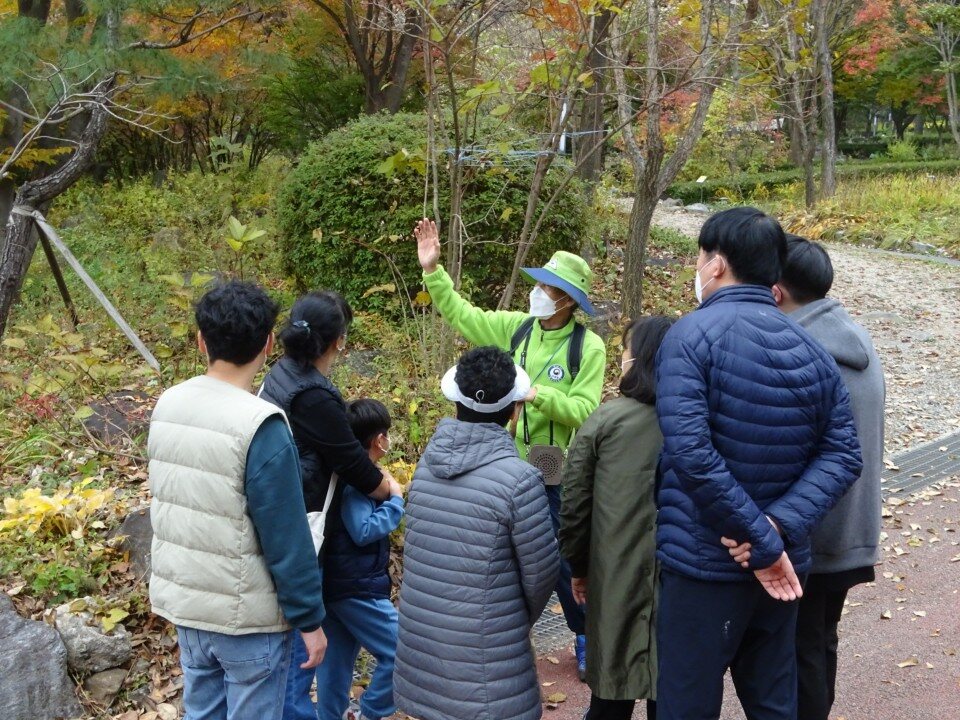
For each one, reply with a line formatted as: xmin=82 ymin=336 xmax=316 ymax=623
xmin=886 ymin=139 xmax=918 ymax=162
xmin=276 ymin=112 xmax=589 ymax=312
xmin=667 ymin=159 xmax=960 ymax=204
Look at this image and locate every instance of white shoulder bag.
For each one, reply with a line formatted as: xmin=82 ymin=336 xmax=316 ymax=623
xmin=307 ymin=474 xmax=338 ymax=555
xmin=257 ymin=383 xmax=337 ymax=555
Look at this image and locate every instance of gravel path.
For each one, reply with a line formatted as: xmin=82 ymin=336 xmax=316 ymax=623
xmin=650 ymin=205 xmax=960 ymax=456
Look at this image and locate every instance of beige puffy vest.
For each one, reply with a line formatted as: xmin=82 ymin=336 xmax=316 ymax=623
xmin=148 ymin=375 xmax=290 ymax=634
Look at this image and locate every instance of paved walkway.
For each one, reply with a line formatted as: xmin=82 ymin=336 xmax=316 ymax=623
xmin=533 ymin=480 xmax=960 ymax=720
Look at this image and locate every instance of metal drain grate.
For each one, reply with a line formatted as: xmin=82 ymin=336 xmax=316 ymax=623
xmin=532 ymin=594 xmax=575 ymax=653
xmin=882 ymin=430 xmax=960 ymax=496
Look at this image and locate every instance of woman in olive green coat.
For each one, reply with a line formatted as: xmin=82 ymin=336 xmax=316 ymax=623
xmin=559 ymin=316 xmax=674 ymax=720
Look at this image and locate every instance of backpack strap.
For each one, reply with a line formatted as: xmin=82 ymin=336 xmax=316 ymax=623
xmin=567 ymin=322 xmax=586 ymax=380
xmin=509 ymin=317 xmax=537 ymax=363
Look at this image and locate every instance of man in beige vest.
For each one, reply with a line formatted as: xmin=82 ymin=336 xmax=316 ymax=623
xmin=149 ymin=281 xmax=327 ymax=719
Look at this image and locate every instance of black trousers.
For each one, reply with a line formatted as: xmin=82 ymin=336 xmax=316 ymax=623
xmin=656 ymin=569 xmax=803 ymax=720
xmin=584 ymin=696 xmax=657 ymax=720
xmin=795 ymin=584 xmax=848 ymax=720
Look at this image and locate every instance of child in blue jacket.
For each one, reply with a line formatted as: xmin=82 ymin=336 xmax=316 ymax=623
xmin=317 ymin=398 xmax=405 ymax=720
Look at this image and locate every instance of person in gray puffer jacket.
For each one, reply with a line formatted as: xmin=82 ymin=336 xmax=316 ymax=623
xmin=774 ymin=235 xmax=885 ymax=720
xmin=394 ymin=346 xmax=560 ymax=720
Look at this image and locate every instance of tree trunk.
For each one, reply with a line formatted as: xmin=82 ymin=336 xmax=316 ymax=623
xmin=0 ymin=105 xmax=110 ymax=337
xmin=622 ymin=181 xmax=659 ymax=322
xmin=574 ymin=9 xmax=613 ymax=193
xmin=891 ymin=103 xmax=911 ymax=140
xmin=786 ymin=117 xmax=804 ymax=165
xmin=946 ymin=70 xmax=960 ymax=149
xmin=814 ymin=0 xmax=836 ymax=198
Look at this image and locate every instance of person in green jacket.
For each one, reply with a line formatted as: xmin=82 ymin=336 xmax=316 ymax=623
xmin=414 ymin=217 xmax=605 ymax=678
xmin=559 ymin=315 xmax=674 ymax=720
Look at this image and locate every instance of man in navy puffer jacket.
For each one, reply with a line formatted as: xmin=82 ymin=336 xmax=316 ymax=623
xmin=654 ymin=207 xmax=863 ymax=720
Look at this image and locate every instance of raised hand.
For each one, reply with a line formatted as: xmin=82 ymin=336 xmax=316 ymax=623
xmin=413 ymin=218 xmax=441 ymax=273
xmin=753 ymin=552 xmax=803 ymax=602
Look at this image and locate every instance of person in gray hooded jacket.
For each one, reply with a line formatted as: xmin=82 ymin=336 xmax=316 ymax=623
xmin=773 ymin=235 xmax=885 ymax=720
xmin=394 ymin=346 xmax=561 ymax=720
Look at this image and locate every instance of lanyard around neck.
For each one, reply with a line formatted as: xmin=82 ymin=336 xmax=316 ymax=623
xmin=519 ymin=327 xmax=568 ymax=447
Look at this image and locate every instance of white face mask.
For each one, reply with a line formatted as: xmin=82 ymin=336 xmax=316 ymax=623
xmin=529 ymin=286 xmax=561 ymax=319
xmin=695 ymin=256 xmax=720 ymax=303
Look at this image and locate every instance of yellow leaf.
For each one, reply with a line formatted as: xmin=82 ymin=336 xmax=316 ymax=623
xmin=898 ymin=658 xmax=919 ymax=668
xmin=362 ymin=283 xmax=396 ymax=298
xmin=413 ymin=290 xmax=432 ymax=307
xmin=547 ymin=693 xmax=567 ymax=703
xmin=100 ymin=608 xmax=129 ymax=634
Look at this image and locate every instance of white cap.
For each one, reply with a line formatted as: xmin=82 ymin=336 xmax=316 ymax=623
xmin=441 ymin=363 xmax=531 ymax=413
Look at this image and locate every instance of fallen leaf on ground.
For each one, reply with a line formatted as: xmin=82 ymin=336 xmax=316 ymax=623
xmin=898 ymin=658 xmax=919 ymax=668
xmin=550 ymin=604 xmax=563 ymax=615
xmin=913 ymin=610 xmax=927 ymax=617
xmin=542 ymin=681 xmax=555 ymax=687
xmin=547 ymin=693 xmax=567 ymax=703
xmin=881 ymin=610 xmax=892 ymax=619
xmin=545 ymin=656 xmax=560 ymax=665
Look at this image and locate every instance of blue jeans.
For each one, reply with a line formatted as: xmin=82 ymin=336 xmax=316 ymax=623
xmin=316 ymin=597 xmax=398 ymax=720
xmin=177 ymin=625 xmax=293 ymax=720
xmin=546 ymin=484 xmax=586 ymax=635
xmin=283 ymin=632 xmax=318 ymax=720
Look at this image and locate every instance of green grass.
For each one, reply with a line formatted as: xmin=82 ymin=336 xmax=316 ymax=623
xmin=768 ymin=172 xmax=960 ymax=256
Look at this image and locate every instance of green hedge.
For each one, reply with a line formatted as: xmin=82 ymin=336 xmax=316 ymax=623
xmin=838 ymin=135 xmax=950 ymax=159
xmin=667 ymin=159 xmax=960 ymax=204
xmin=277 ymin=112 xmax=588 ymax=312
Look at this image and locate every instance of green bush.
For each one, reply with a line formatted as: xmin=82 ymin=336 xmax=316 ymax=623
xmin=838 ymin=134 xmax=951 ymax=159
xmin=886 ymin=139 xmax=918 ymax=162
xmin=667 ymin=159 xmax=960 ymax=204
xmin=276 ymin=112 xmax=588 ymax=312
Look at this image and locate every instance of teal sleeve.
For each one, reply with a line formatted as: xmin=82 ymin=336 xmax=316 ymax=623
xmin=245 ymin=416 xmax=325 ymax=632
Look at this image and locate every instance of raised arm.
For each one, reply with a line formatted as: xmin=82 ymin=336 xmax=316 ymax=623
xmin=415 ymin=218 xmax=527 ymax=348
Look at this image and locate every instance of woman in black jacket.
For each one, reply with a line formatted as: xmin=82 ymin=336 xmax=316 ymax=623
xmin=259 ymin=290 xmax=394 ymax=720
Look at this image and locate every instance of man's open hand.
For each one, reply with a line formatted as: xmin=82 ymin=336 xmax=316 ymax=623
xmin=753 ymin=552 xmax=803 ymax=602
xmin=414 ymin=218 xmax=441 ymax=273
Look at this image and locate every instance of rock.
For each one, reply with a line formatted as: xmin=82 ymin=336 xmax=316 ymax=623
xmin=82 ymin=391 xmax=151 ymax=443
xmin=157 ymin=702 xmax=179 ymax=720
xmin=60 ymin=215 xmax=85 ymax=230
xmin=684 ymin=203 xmax=712 ymax=214
xmin=0 ymin=594 xmax=82 ymax=720
xmin=861 ymin=311 xmax=905 ymax=323
xmin=910 ymin=241 xmax=937 ymax=255
xmin=83 ymin=668 xmax=127 ymax=706
xmin=343 ymin=348 xmax=380 ymax=379
xmin=109 ymin=507 xmax=153 ymax=579
xmin=54 ymin=598 xmax=133 ymax=675
xmin=150 ymin=227 xmax=182 ymax=252
xmin=661 ymin=198 xmax=683 ymax=208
